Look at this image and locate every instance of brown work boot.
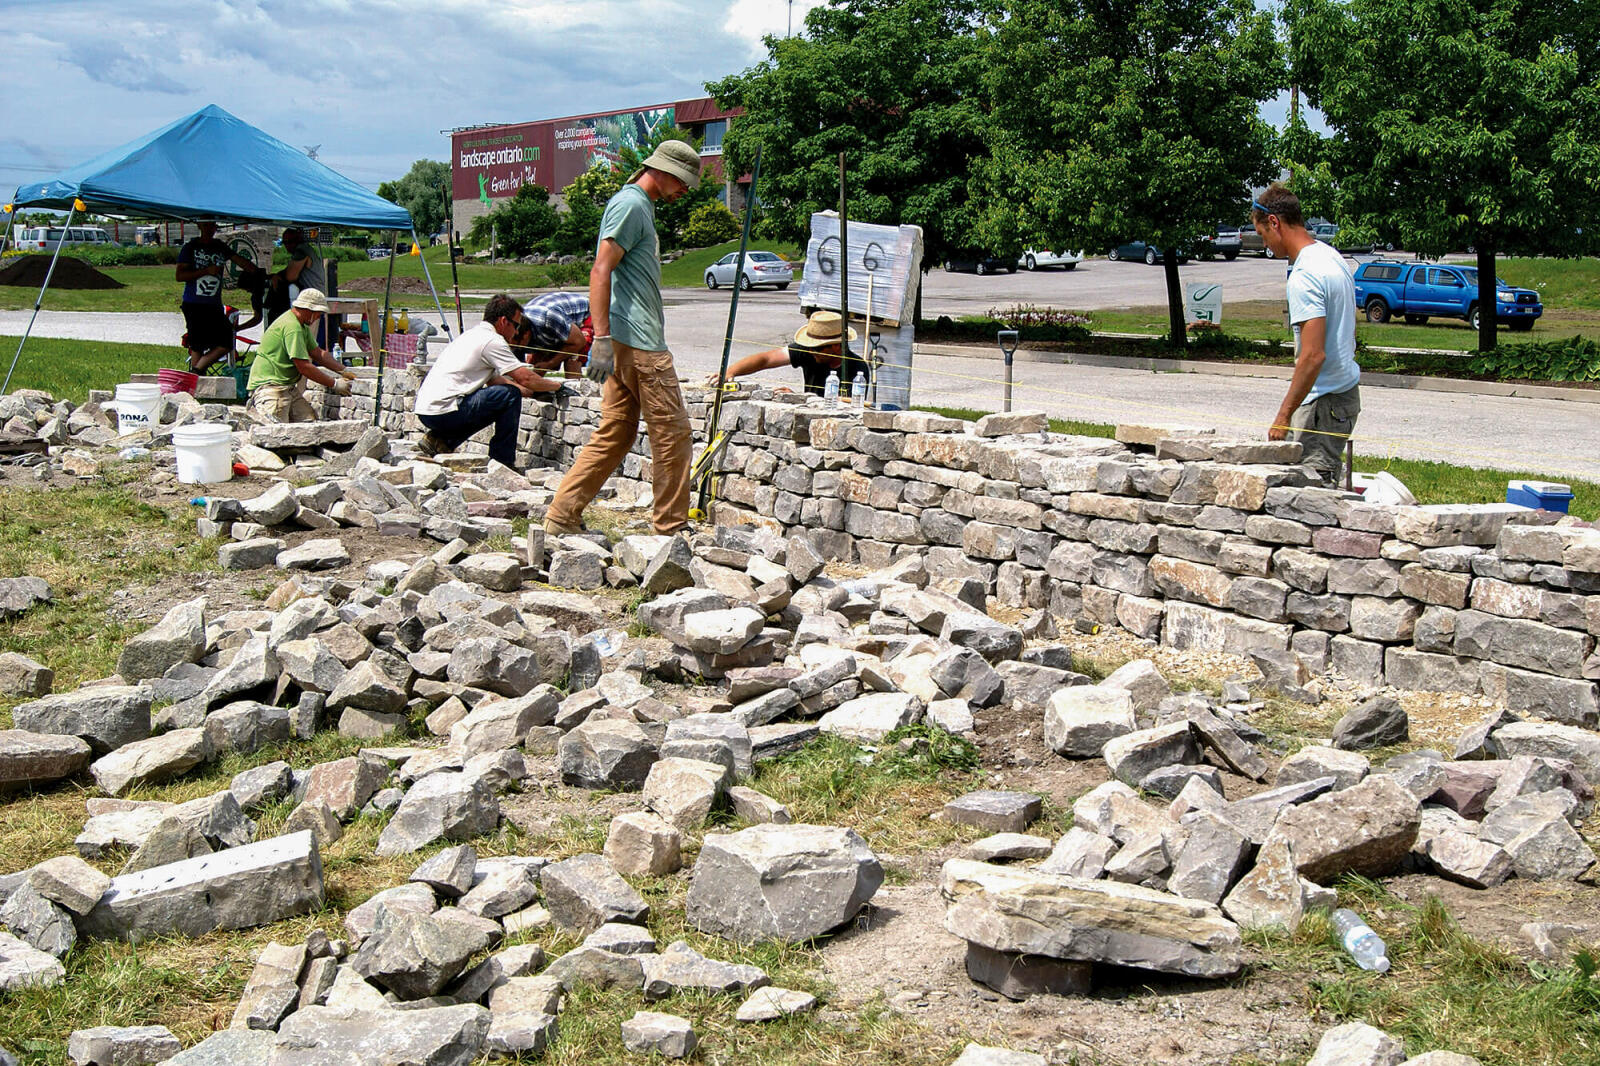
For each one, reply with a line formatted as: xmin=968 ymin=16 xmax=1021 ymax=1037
xmin=416 ymin=432 xmax=445 ymax=457
xmin=543 ymin=516 xmax=582 ymax=537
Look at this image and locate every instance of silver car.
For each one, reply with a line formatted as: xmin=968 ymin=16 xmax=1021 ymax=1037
xmin=705 ymin=250 xmax=794 ymax=291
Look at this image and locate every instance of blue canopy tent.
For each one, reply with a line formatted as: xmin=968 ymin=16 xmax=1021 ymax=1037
xmin=3 ymin=105 xmax=449 ymax=396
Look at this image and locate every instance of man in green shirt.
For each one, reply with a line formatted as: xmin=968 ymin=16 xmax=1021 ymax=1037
xmin=545 ymin=139 xmax=699 ymax=535
xmin=246 ymin=288 xmax=355 ymax=422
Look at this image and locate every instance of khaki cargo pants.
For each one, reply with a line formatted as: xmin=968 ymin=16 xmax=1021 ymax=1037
xmin=547 ymin=341 xmax=692 ymax=534
xmin=1290 ymin=384 xmax=1360 ymax=486
xmin=250 ymin=377 xmax=317 ymax=423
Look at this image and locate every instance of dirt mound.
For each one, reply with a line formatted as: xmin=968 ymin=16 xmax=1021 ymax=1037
xmin=340 ymin=276 xmax=436 ymax=295
xmin=0 ymin=254 xmax=124 ymax=289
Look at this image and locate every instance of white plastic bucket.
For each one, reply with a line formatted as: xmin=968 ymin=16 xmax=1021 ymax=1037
xmin=172 ymin=422 xmax=233 ymax=484
xmin=104 ymin=382 xmax=161 ymax=435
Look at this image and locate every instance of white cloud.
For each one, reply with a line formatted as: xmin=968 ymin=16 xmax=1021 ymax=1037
xmin=0 ymin=0 xmax=763 ymax=192
xmin=722 ymin=0 xmax=825 ymax=52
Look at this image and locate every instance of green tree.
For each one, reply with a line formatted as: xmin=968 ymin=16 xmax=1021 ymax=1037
xmin=973 ymin=0 xmax=1285 ymax=348
xmin=707 ymin=0 xmax=991 ymax=272
xmin=1287 ymin=0 xmax=1600 ymax=349
xmin=377 ymin=159 xmax=450 ymax=238
xmin=467 ymin=182 xmax=560 ymax=257
xmin=548 ymin=164 xmax=623 ymax=256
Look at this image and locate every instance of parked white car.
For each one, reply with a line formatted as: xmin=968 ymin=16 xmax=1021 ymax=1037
xmin=705 ymin=250 xmax=794 ymax=291
xmin=1021 ymin=248 xmax=1083 ymax=271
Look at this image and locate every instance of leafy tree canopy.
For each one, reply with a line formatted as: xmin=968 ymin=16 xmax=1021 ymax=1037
xmin=972 ymin=0 xmax=1284 ymax=343
xmin=377 ymin=159 xmax=450 ymax=238
xmin=1286 ymin=0 xmax=1600 ymax=347
xmin=467 ymin=182 xmax=559 ymax=257
xmin=708 ymin=0 xmax=992 ymax=270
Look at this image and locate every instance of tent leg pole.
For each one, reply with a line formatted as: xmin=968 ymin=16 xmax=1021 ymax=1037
xmin=411 ymin=227 xmax=452 ymax=342
xmin=3 ymin=205 xmax=76 ymax=395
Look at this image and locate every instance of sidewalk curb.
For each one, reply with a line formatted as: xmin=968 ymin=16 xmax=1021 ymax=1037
xmin=912 ymin=342 xmax=1600 ymax=406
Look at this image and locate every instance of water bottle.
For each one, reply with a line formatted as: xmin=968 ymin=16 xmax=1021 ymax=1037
xmin=852 ymin=372 xmax=867 ymax=409
xmin=824 ymin=370 xmax=840 ymax=409
xmin=1331 ymin=908 xmax=1390 ymax=972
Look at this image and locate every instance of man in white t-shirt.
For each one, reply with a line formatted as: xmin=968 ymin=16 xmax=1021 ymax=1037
xmin=414 ymin=294 xmax=564 ymax=469
xmin=1251 ymin=184 xmax=1361 ymax=486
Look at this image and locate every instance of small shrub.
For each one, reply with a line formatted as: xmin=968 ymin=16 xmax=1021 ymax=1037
xmin=1466 ymin=335 xmax=1600 ymax=382
xmin=683 ymin=201 xmax=743 ymax=248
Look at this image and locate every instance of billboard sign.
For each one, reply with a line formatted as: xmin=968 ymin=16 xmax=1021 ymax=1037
xmin=452 ymin=106 xmax=678 ymax=206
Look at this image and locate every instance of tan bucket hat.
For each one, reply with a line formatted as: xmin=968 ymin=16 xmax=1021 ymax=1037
xmin=635 ymin=140 xmax=701 ymax=188
xmin=292 ymin=287 xmax=329 ymax=313
xmin=793 ymin=310 xmax=858 ymax=348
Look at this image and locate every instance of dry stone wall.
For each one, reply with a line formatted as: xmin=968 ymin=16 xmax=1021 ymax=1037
xmin=325 ymin=372 xmax=1600 ymax=724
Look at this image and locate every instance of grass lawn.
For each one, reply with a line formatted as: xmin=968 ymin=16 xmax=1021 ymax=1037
xmin=0 ymin=337 xmax=188 ymax=402
xmin=918 ymin=405 xmax=1600 ymax=521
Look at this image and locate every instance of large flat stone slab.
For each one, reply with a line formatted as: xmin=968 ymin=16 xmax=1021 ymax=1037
xmin=269 ymin=1004 xmax=489 ymax=1065
xmin=80 ymin=831 xmax=324 ymax=940
xmin=939 ymin=859 xmax=1243 ymax=979
xmin=249 ymin=420 xmax=367 ymax=452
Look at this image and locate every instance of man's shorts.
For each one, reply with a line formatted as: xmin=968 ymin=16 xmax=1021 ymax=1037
xmin=250 ymin=378 xmax=317 ymax=423
xmin=182 ymin=302 xmax=235 ymax=352
xmin=1290 ymin=384 xmax=1361 ymax=485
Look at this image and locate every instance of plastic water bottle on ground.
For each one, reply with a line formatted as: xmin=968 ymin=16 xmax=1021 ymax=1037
xmin=824 ymin=370 xmax=840 ymax=409
xmin=852 ymin=372 xmax=867 ymax=408
xmin=1331 ymin=908 xmax=1390 ymax=972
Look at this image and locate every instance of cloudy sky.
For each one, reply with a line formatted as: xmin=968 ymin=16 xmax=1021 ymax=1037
xmin=3 ymin=0 xmax=1301 ymax=198
xmin=1 ymin=0 xmax=825 ymax=194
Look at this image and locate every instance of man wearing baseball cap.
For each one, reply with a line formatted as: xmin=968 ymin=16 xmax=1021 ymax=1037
xmin=246 ymin=288 xmax=356 ymax=422
xmin=544 ymin=139 xmax=699 ymax=536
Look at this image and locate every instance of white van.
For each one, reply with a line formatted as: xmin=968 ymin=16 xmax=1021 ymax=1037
xmin=14 ymin=226 xmax=115 ymax=251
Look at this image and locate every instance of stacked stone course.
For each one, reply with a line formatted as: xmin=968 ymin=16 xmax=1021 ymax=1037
xmin=325 ymin=372 xmax=1600 ymax=723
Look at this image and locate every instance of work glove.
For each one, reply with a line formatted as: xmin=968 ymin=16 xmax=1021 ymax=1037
xmin=585 ymin=336 xmax=614 ymax=385
xmin=331 ymin=378 xmax=353 ymax=397
xmin=340 ymin=369 xmax=358 ymax=381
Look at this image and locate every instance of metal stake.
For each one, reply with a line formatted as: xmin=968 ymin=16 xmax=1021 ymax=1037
xmin=837 ymin=152 xmax=851 ymax=382
xmin=998 ymin=329 xmax=1019 ymax=412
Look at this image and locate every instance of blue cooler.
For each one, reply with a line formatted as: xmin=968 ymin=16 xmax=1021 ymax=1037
xmin=1507 ymin=479 xmax=1574 ymax=513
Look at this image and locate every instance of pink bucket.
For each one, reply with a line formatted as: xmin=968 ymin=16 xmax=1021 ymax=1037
xmin=158 ymin=368 xmax=200 ymax=395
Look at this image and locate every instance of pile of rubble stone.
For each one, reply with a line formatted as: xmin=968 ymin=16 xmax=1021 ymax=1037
xmin=3 ymin=400 xmax=1599 ymax=1063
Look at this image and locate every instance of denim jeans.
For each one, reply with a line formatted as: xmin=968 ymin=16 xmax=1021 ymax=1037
xmin=418 ymin=384 xmax=523 ymax=468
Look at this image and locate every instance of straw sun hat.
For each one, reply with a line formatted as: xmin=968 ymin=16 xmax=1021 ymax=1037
xmin=793 ymin=310 xmax=858 ymax=349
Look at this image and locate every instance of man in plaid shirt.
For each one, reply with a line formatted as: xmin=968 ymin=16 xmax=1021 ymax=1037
xmin=515 ymin=291 xmax=593 ymax=379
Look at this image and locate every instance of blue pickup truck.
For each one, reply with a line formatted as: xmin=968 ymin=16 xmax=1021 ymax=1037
xmin=1352 ymin=261 xmax=1542 ymax=331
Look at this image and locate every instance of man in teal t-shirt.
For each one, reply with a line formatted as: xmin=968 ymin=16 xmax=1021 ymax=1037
xmin=546 ymin=140 xmax=700 ymax=535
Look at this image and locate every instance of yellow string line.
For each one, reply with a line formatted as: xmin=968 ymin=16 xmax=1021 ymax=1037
xmin=420 ymin=317 xmax=1587 ymax=475
xmin=831 ymin=351 xmax=1597 ymax=474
